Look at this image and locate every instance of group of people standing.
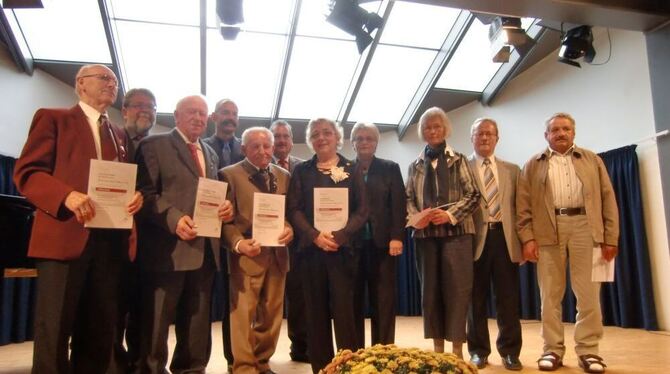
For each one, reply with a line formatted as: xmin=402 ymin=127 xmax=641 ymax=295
xmin=13 ymin=63 xmax=619 ymax=374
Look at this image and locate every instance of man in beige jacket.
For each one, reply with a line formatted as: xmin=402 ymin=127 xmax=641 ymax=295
xmin=516 ymin=113 xmax=619 ymax=373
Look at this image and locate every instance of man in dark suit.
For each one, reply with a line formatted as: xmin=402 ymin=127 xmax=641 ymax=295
xmin=466 ymin=118 xmax=523 ymax=371
xmin=121 ymin=88 xmax=156 ymax=162
xmin=204 ymin=99 xmax=244 ymax=169
xmin=220 ymin=127 xmax=293 ymax=374
xmin=13 ymin=64 xmax=143 ymax=373
xmin=135 ymin=95 xmax=233 ymax=373
xmin=204 ymin=98 xmax=243 ymax=372
xmin=109 ymin=87 xmax=158 ymax=373
xmin=350 ymin=122 xmax=406 ymax=346
xmin=269 ymin=119 xmax=308 ymax=362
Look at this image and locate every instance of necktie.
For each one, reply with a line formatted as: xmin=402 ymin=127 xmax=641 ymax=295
xmin=221 ymin=141 xmax=232 ymax=167
xmin=187 ymin=143 xmax=204 ymax=177
xmin=99 ymin=114 xmax=118 ymax=161
xmin=279 ymin=158 xmax=289 ymax=171
xmin=483 ymin=158 xmax=501 ymax=221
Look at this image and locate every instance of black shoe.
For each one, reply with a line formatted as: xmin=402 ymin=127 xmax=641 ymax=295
xmin=470 ymin=353 xmax=488 ymax=369
xmin=502 ymin=355 xmax=523 ymax=371
xmin=290 ymin=352 xmax=310 ymax=363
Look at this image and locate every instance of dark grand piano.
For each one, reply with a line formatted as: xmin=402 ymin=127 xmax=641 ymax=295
xmin=0 ymin=193 xmax=35 ymax=273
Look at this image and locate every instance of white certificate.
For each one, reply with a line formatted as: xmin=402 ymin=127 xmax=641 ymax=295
xmin=314 ymin=188 xmax=348 ymax=232
xmin=193 ymin=177 xmax=228 ymax=238
xmin=592 ymin=246 xmax=616 ymax=282
xmin=252 ymin=192 xmax=285 ymax=247
xmin=85 ymin=159 xmax=137 ymax=229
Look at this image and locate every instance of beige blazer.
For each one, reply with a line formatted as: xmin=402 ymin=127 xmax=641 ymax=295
xmin=516 ymin=146 xmax=619 ymax=247
xmin=468 ymin=155 xmax=522 ymax=262
xmin=219 ymin=159 xmax=291 ymax=276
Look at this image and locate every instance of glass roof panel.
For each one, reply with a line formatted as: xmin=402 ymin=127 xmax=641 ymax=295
xmin=295 ymin=0 xmax=354 ymax=39
xmin=205 ymin=30 xmax=287 ymax=118
xmin=12 ymin=0 xmax=111 ymax=63
xmin=349 ymin=45 xmax=436 ymax=125
xmin=4 ymin=10 xmax=33 ymax=61
xmin=380 ymin=1 xmax=460 ymax=49
xmin=435 ymin=17 xmax=502 ymax=92
xmin=279 ymin=37 xmax=361 ymax=120
xmin=113 ymin=21 xmax=200 ymax=112
xmin=107 ymin=0 xmax=199 ymax=26
xmin=205 ymin=0 xmax=295 ymax=34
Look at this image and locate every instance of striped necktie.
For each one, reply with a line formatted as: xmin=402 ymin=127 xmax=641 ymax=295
xmin=483 ymin=158 xmax=501 ymax=221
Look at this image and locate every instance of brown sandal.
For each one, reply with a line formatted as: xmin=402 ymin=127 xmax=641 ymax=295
xmin=578 ymin=354 xmax=607 ymax=373
xmin=537 ymin=352 xmax=563 ymax=371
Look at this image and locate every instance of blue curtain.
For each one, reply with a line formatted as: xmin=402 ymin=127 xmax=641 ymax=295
xmin=598 ymin=145 xmax=658 ymax=330
xmin=0 ymin=154 xmax=37 ymax=346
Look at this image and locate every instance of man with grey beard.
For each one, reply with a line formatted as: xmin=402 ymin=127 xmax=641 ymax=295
xmin=109 ymin=88 xmax=158 ymax=373
xmin=122 ymin=88 xmax=157 ymax=162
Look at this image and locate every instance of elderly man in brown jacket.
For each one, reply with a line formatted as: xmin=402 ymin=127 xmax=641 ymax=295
xmin=516 ymin=113 xmax=619 ymax=373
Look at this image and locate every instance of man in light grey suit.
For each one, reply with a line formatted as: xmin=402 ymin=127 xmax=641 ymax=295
xmin=466 ymin=118 xmax=523 ymax=371
xmin=220 ymin=127 xmax=293 ymax=374
xmin=269 ymin=119 xmax=309 ymax=363
xmin=135 ymin=95 xmax=233 ymax=373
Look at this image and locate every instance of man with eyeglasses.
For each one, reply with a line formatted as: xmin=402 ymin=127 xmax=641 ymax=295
xmin=109 ymin=88 xmax=158 ymax=374
xmin=466 ymin=118 xmax=523 ymax=371
xmin=122 ymin=88 xmax=157 ymax=162
xmin=135 ymin=95 xmax=234 ymax=373
xmin=13 ymin=64 xmax=143 ymax=373
xmin=269 ymin=120 xmax=309 ymax=363
xmin=204 ymin=98 xmax=244 ymax=372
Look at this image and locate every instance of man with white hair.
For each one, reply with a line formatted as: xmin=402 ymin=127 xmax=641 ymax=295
xmin=220 ymin=127 xmax=293 ymax=374
xmin=13 ymin=64 xmax=143 ymax=372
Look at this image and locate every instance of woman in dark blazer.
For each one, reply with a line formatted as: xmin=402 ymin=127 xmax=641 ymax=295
xmin=406 ymin=107 xmax=480 ymax=358
xmin=350 ymin=122 xmax=407 ymax=346
xmin=287 ymin=118 xmax=368 ymax=373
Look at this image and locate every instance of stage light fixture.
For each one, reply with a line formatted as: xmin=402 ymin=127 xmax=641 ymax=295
xmin=558 ymin=25 xmax=595 ymax=68
xmin=217 ymin=0 xmax=244 ymax=40
xmin=487 ymin=17 xmax=535 ymax=63
xmin=326 ymin=0 xmax=383 ymax=53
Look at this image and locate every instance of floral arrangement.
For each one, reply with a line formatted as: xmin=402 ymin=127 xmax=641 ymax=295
xmin=319 ymin=344 xmax=478 ymax=374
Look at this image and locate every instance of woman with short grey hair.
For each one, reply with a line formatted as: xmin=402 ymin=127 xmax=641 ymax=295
xmin=406 ymin=107 xmax=480 ymax=357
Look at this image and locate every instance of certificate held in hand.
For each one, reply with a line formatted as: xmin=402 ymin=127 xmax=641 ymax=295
xmin=252 ymin=192 xmax=285 ymax=247
xmin=85 ymin=159 xmax=137 ymax=229
xmin=314 ymin=188 xmax=348 ymax=232
xmin=193 ymin=177 xmax=228 ymax=238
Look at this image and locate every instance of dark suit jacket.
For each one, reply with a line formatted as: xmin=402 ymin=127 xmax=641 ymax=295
xmin=287 ymin=154 xmax=368 ymax=250
xmin=13 ymin=105 xmax=133 ymax=260
xmin=219 ymin=160 xmax=291 ymax=276
xmin=359 ymin=156 xmax=407 ymax=249
xmin=203 ymin=135 xmax=244 ymax=169
xmin=136 ymin=129 xmax=221 ymax=272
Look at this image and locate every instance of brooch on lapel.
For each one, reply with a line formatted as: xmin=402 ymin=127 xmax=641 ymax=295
xmin=328 ymin=165 xmax=350 ymax=183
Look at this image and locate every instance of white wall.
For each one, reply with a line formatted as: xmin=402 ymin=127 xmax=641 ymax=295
xmin=374 ymin=28 xmax=670 ymax=330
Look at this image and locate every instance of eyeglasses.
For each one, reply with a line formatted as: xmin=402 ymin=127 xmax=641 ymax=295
xmin=353 ymin=135 xmax=377 ymax=143
xmin=473 ymin=131 xmax=497 ymax=138
xmin=79 ymin=73 xmax=118 ymax=86
xmin=126 ymin=103 xmax=157 ymax=111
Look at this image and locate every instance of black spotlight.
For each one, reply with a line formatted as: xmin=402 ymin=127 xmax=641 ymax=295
xmin=487 ymin=17 xmax=535 ymax=63
xmin=558 ymin=25 xmax=595 ymax=68
xmin=326 ymin=0 xmax=383 ymax=53
xmin=217 ymin=0 xmax=244 ymax=40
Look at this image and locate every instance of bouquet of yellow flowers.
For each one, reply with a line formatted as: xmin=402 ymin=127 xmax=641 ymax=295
xmin=319 ymin=344 xmax=478 ymax=374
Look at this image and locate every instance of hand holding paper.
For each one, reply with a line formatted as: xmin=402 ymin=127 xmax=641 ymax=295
xmin=592 ymin=246 xmax=615 ymax=282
